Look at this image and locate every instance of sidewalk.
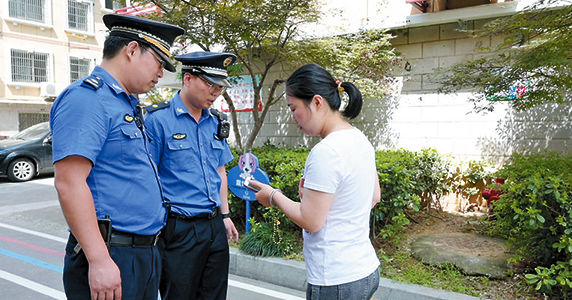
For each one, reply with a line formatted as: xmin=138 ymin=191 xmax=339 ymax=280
xmin=229 ymin=247 xmax=481 ymax=300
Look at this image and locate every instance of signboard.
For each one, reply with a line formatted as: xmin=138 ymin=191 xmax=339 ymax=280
xmin=218 ymin=75 xmax=262 ymax=112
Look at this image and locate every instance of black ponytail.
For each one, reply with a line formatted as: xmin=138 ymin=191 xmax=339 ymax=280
xmin=286 ymin=64 xmax=363 ymax=119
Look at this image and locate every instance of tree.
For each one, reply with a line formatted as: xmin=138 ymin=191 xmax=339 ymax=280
xmin=135 ymin=0 xmax=398 ymax=151
xmin=433 ymin=0 xmax=572 ymax=113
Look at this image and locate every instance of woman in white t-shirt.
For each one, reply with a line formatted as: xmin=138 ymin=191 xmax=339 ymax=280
xmin=250 ymin=63 xmax=381 ymax=300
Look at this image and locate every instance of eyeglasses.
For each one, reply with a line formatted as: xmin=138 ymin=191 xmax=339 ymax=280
xmin=198 ymin=75 xmax=226 ymax=94
xmin=148 ymin=50 xmax=167 ymax=70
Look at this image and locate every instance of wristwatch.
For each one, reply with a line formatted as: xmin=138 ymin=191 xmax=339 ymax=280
xmin=222 ymin=212 xmax=232 ymax=219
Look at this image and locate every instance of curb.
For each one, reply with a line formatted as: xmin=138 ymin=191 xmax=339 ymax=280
xmin=229 ymin=248 xmax=480 ymax=300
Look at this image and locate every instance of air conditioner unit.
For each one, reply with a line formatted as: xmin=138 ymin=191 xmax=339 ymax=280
xmin=40 ymin=82 xmax=64 ymax=98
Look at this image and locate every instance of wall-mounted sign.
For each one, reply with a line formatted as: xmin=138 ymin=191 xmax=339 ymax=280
xmin=217 ymin=75 xmax=262 ymax=112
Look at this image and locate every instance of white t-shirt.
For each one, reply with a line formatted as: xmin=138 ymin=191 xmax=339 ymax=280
xmin=302 ymin=127 xmax=380 ymax=286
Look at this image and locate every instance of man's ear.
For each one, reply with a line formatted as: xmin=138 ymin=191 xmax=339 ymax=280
xmin=124 ymin=41 xmax=139 ymax=59
xmin=183 ymin=73 xmax=193 ymax=86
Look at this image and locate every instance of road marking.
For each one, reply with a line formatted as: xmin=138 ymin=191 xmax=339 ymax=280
xmin=0 ymin=248 xmax=63 ymax=273
xmin=228 ymin=280 xmax=305 ymax=300
xmin=0 ymin=269 xmax=65 ymax=300
xmin=0 ymin=222 xmax=67 ymax=243
xmin=0 ymin=235 xmax=64 ymax=257
xmin=0 ymin=200 xmax=60 ymax=214
xmin=0 ymin=223 xmax=305 ymax=300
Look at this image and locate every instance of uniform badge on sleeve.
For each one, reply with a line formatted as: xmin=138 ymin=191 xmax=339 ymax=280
xmin=124 ymin=114 xmax=134 ymax=122
xmin=173 ymin=133 xmax=187 ymax=140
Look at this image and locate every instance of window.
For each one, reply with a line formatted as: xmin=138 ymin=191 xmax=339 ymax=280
xmin=11 ymin=49 xmax=50 ymax=83
xmin=67 ymin=0 xmax=93 ymax=33
xmin=18 ymin=113 xmax=50 ymax=131
xmin=8 ymin=0 xmax=46 ymax=23
xmin=69 ymin=56 xmax=93 ymax=83
xmin=105 ymin=0 xmax=125 ymax=10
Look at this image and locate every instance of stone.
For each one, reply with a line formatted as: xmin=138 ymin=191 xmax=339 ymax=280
xmin=410 ymin=233 xmax=512 ymax=279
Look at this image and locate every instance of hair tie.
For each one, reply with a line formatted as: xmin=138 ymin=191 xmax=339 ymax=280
xmin=335 ymin=80 xmax=344 ymax=93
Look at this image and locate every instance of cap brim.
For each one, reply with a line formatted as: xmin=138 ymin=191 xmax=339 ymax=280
xmin=202 ymin=74 xmax=231 ymax=88
xmin=152 ymin=46 xmax=176 ymax=72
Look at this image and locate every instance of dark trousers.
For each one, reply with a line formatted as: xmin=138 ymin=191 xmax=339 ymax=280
xmin=63 ymin=233 xmax=161 ymax=300
xmin=159 ymin=213 xmax=229 ymax=300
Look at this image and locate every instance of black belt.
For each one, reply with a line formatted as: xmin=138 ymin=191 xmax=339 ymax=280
xmin=109 ymin=230 xmax=160 ymax=246
xmin=169 ymin=207 xmax=219 ymax=221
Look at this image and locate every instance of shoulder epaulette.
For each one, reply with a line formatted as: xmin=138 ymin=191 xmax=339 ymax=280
xmin=145 ymin=101 xmax=171 ymax=113
xmin=81 ymin=75 xmax=103 ymax=90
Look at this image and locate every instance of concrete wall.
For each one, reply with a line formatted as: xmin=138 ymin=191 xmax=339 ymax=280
xmin=232 ymin=19 xmax=572 ymax=164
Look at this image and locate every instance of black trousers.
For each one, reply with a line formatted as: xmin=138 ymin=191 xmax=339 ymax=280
xmin=159 ymin=212 xmax=229 ymax=300
xmin=63 ymin=233 xmax=161 ymax=300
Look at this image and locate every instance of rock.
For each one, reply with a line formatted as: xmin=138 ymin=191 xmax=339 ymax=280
xmin=410 ymin=233 xmax=512 ymax=279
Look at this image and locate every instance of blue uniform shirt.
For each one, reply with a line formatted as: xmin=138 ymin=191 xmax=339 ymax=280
xmin=145 ymin=93 xmax=234 ymax=217
xmin=50 ymin=66 xmax=166 ymax=235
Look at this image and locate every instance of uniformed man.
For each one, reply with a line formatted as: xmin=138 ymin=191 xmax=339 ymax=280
xmin=50 ymin=14 xmax=183 ymax=300
xmin=144 ymin=52 xmax=240 ymax=300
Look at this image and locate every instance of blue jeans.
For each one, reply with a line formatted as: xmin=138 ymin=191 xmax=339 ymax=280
xmin=306 ymin=268 xmax=380 ymax=300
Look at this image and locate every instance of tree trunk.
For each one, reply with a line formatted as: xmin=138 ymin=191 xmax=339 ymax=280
xmin=222 ymin=92 xmax=242 ymax=150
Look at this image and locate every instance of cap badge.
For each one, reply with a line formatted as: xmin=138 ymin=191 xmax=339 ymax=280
xmin=124 ymin=114 xmax=134 ymax=122
xmin=173 ymin=133 xmax=187 ymax=140
xmin=223 ymin=57 xmax=233 ymax=67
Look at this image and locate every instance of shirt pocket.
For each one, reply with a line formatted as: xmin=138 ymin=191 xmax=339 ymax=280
xmin=120 ymin=125 xmax=144 ymax=161
xmin=166 ymin=140 xmax=195 ymax=170
xmin=209 ymin=140 xmax=224 ymax=163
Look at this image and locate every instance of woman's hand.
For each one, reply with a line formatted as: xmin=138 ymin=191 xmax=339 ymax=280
xmin=248 ymin=180 xmax=274 ymax=207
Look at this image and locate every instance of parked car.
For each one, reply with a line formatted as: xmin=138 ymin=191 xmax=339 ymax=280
xmin=0 ymin=122 xmax=53 ymax=182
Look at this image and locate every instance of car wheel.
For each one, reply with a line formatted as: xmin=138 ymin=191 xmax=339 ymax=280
xmin=7 ymin=158 xmax=36 ymax=182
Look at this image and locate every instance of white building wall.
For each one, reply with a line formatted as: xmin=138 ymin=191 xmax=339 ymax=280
xmin=233 ymin=16 xmax=572 ymax=164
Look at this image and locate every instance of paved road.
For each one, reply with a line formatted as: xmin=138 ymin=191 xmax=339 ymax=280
xmin=0 ymin=175 xmax=305 ymax=300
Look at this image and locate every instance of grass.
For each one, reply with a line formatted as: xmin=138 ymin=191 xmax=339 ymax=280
xmin=232 ymin=210 xmax=557 ymax=299
xmin=379 ymin=251 xmax=481 ymax=296
xmin=374 ymin=210 xmax=552 ymax=300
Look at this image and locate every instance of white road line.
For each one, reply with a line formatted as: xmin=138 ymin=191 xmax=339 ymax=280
xmin=0 ymin=224 xmax=304 ymax=300
xmin=0 ymin=269 xmax=65 ymax=300
xmin=0 ymin=200 xmax=60 ymax=214
xmin=0 ymin=222 xmax=67 ymax=243
xmin=228 ymin=279 xmax=305 ymax=300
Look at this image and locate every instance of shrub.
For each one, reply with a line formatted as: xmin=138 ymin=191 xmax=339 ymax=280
xmin=373 ymin=148 xmax=452 ymax=238
xmin=228 ymin=143 xmax=308 ymax=233
xmin=488 ymin=152 xmax=572 ymax=295
xmin=239 ymin=213 xmax=302 ymax=257
xmin=232 ymin=146 xmax=456 ymax=254
xmin=449 ymin=160 xmax=495 ymax=210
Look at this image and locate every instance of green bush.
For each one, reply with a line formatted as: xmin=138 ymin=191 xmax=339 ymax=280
xmin=489 ymin=152 xmax=572 ymax=295
xmin=227 ymin=143 xmax=308 ymax=233
xmin=239 ymin=214 xmax=302 ymax=257
xmin=374 ymin=148 xmax=452 ymax=238
xmin=231 ymin=145 xmax=457 ymax=254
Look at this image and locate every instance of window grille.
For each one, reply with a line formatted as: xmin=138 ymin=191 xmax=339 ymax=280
xmin=70 ymin=57 xmax=92 ymax=83
xmin=19 ymin=113 xmax=50 ymax=131
xmin=68 ymin=0 xmax=92 ymax=32
xmin=11 ymin=49 xmax=49 ymax=83
xmin=105 ymin=0 xmax=124 ymax=10
xmin=8 ymin=0 xmax=46 ymax=23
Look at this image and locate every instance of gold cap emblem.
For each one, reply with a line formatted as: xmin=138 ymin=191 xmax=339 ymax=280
xmin=223 ymin=57 xmax=233 ymax=67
